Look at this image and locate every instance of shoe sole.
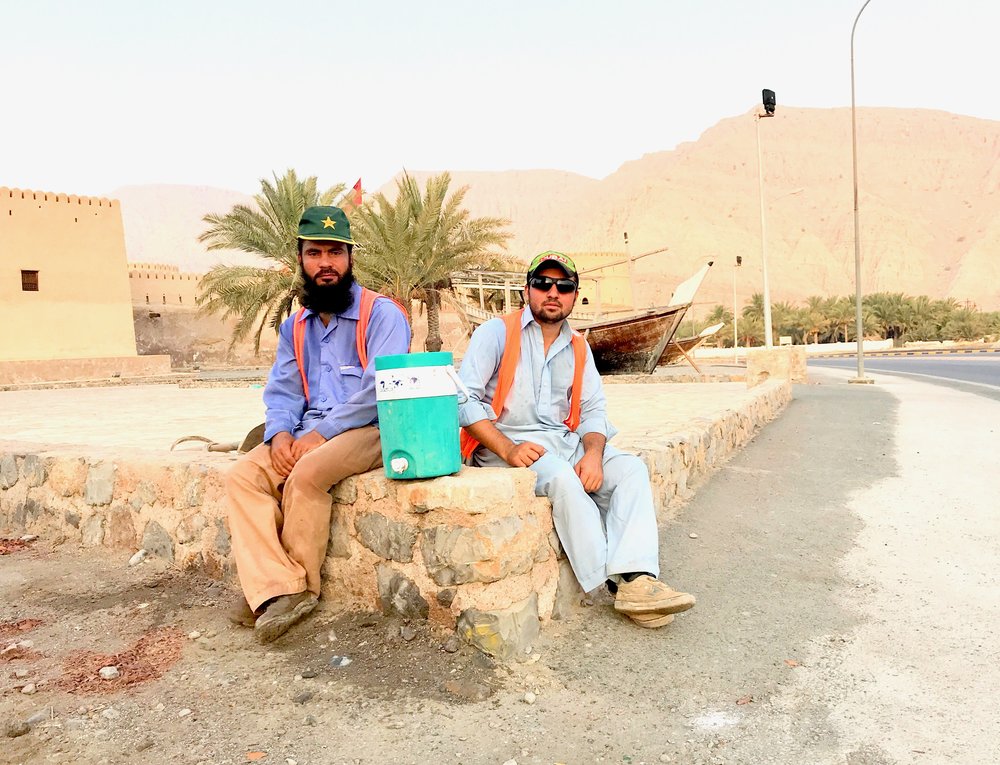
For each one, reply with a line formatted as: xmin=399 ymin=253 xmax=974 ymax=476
xmin=254 ymin=596 xmax=318 ymax=644
xmin=614 ymin=594 xmax=696 ymax=616
xmin=229 ymin=613 xmax=256 ymax=628
xmin=629 ymin=613 xmax=675 ymax=629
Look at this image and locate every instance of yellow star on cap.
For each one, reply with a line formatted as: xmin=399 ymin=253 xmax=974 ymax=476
xmin=321 ymin=216 xmax=337 ymax=229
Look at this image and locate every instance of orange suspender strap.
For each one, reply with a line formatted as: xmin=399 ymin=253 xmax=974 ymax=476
xmin=460 ymin=310 xmax=588 ymax=459
xmin=292 ymin=288 xmax=408 ymax=405
xmin=564 ymin=330 xmax=587 ymax=431
xmin=354 ymin=288 xmax=408 ymax=370
xmin=292 ymin=307 xmax=310 ymax=403
xmin=460 ymin=310 xmax=522 ymax=459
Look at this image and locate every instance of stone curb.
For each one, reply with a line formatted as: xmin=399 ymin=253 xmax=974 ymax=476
xmin=0 ymin=379 xmax=791 ymax=658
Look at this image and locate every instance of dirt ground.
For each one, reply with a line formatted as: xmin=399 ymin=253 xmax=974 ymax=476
xmin=7 ymin=531 xmax=703 ymax=765
xmin=1 ymin=536 xmax=538 ymax=765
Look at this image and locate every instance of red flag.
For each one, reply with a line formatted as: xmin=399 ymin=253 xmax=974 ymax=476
xmin=352 ymin=178 xmax=362 ymax=207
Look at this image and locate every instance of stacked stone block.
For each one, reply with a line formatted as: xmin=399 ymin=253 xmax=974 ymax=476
xmin=0 ymin=449 xmax=558 ymax=658
xmin=0 ymin=379 xmax=792 ymax=658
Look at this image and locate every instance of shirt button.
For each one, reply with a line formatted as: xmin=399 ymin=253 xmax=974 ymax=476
xmin=324 ymin=364 xmax=332 ymax=371
xmin=322 ymin=337 xmax=330 ymax=344
xmin=320 ymin=395 xmax=328 ymax=402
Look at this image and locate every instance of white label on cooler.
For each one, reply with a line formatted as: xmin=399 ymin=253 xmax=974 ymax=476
xmin=375 ymin=366 xmax=458 ymax=401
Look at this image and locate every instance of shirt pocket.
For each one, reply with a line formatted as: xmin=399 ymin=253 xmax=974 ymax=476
xmin=334 ymin=363 xmax=364 ymax=401
xmin=548 ymin=356 xmax=575 ymax=421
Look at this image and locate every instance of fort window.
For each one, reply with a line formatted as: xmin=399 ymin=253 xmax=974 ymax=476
xmin=162 ymin=294 xmax=166 ymax=304
xmin=145 ymin=295 xmax=149 ymax=304
xmin=21 ymin=270 xmax=39 ymax=292
xmin=178 ymin=295 xmax=183 ymax=304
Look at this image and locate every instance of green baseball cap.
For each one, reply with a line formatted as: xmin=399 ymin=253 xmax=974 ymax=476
xmin=527 ymin=250 xmax=578 ymax=281
xmin=297 ymin=206 xmax=355 ymax=245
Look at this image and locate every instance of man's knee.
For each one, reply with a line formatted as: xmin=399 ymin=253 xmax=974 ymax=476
xmin=283 ymin=453 xmax=330 ymax=495
xmin=534 ymin=455 xmax=583 ymax=498
xmin=226 ymin=454 xmax=264 ymax=494
xmin=609 ymin=453 xmax=651 ymax=484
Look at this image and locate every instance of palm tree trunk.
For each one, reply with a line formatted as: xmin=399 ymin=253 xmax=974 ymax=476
xmin=425 ymin=288 xmax=444 ymax=353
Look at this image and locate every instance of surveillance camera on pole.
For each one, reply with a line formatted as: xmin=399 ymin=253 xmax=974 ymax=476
xmin=733 ymin=256 xmax=743 ymax=364
xmin=755 ymin=90 xmax=775 ymax=347
xmin=762 ymin=89 xmax=776 ymax=117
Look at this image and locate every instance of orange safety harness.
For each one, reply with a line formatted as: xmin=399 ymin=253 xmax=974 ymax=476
xmin=459 ymin=309 xmax=587 ymax=459
xmin=291 ymin=287 xmax=406 ymax=404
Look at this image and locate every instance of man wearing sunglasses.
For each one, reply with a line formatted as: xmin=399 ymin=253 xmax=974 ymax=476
xmin=458 ymin=251 xmax=695 ymax=629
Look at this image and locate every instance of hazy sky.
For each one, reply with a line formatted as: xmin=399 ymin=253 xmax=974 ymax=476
xmin=2 ymin=0 xmax=997 ymax=197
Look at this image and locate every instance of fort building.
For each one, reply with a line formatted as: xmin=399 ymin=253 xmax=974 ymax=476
xmin=0 ymin=187 xmax=170 ymax=384
xmin=571 ymin=251 xmax=634 ymax=315
xmin=128 ymin=262 xmax=201 ymax=307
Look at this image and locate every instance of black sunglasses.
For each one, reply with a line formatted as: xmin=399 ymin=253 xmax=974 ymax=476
xmin=528 ymin=276 xmax=578 ymax=294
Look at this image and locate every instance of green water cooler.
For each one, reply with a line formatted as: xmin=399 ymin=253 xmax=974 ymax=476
xmin=374 ymin=351 xmax=465 ymax=479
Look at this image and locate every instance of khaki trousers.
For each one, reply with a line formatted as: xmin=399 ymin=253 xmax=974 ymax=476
xmin=225 ymin=426 xmax=383 ymax=611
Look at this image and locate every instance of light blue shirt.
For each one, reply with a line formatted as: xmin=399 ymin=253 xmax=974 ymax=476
xmin=457 ymin=308 xmax=615 ymax=460
xmin=263 ymin=282 xmax=411 ymax=442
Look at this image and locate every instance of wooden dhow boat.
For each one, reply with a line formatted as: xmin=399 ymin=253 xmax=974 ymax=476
xmin=450 ymin=257 xmax=715 ymax=374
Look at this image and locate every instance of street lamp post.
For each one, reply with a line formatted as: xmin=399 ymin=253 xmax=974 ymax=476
xmin=849 ymin=0 xmax=875 ymax=384
xmin=756 ymin=89 xmax=776 ymax=348
xmin=733 ymin=255 xmax=742 ymax=364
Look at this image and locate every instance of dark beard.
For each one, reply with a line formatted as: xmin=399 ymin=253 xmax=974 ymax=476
xmin=299 ymin=269 xmax=355 ymax=314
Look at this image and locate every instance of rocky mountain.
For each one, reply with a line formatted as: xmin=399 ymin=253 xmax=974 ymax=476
xmin=113 ymin=107 xmax=1000 ymax=311
xmin=112 ymin=184 xmax=256 ymax=271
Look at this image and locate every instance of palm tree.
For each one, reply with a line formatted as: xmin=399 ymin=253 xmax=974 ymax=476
xmin=351 ymin=171 xmax=511 ymax=352
xmin=827 ymin=296 xmax=856 ymax=342
xmin=940 ymin=308 xmax=986 ymax=341
xmin=196 ymin=169 xmax=347 ymax=352
xmin=773 ymin=301 xmax=803 ymax=345
xmin=742 ymin=293 xmax=765 ymax=324
xmin=801 ymin=296 xmax=833 ymax=344
xmin=703 ymin=304 xmax=733 ymax=346
xmin=864 ymin=292 xmax=912 ymax=346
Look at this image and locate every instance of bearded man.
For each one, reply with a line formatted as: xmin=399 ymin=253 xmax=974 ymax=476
xmin=225 ymin=206 xmax=411 ymax=643
xmin=458 ymin=251 xmax=695 ymax=629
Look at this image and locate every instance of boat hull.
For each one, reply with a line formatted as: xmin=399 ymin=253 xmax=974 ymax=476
xmin=574 ymin=305 xmax=688 ymax=374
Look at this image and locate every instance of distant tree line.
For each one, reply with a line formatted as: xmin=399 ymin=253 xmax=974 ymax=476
xmin=701 ymin=293 xmax=1000 ymax=348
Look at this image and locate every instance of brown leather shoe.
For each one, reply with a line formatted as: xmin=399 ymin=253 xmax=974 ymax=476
xmin=253 ymin=592 xmax=318 ymax=644
xmin=628 ymin=612 xmax=675 ymax=629
xmin=614 ymin=575 xmax=696 ymax=615
xmin=227 ymin=595 xmax=257 ymax=628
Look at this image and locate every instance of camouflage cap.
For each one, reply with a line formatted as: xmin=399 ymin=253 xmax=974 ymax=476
xmin=297 ymin=206 xmax=355 ymax=245
xmin=527 ymin=250 xmax=578 ymax=282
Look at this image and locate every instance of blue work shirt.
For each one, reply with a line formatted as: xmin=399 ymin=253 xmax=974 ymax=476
xmin=457 ymin=308 xmax=615 ymax=460
xmin=263 ymin=282 xmax=411 ymax=442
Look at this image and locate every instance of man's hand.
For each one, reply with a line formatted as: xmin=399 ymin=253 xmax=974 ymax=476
xmin=504 ymin=441 xmax=546 ymax=468
xmin=269 ymin=432 xmax=296 ymax=477
xmin=574 ymin=450 xmax=604 ymax=492
xmin=291 ymin=430 xmax=327 ymax=461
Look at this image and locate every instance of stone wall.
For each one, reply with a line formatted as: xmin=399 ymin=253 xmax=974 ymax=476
xmin=0 ymin=355 xmax=172 ymax=386
xmin=746 ymin=347 xmax=808 ymax=388
xmin=0 ymin=449 xmax=558 ymax=659
xmin=0 ymin=379 xmax=791 ymax=657
xmin=620 ymin=379 xmax=792 ymax=512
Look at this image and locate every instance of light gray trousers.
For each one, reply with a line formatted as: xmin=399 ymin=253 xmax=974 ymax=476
xmin=476 ymin=443 xmax=661 ymax=592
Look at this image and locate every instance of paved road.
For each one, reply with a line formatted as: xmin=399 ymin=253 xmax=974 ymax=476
xmin=532 ymin=365 xmax=1000 ymax=764
xmin=810 ymin=354 xmax=1000 ymax=396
